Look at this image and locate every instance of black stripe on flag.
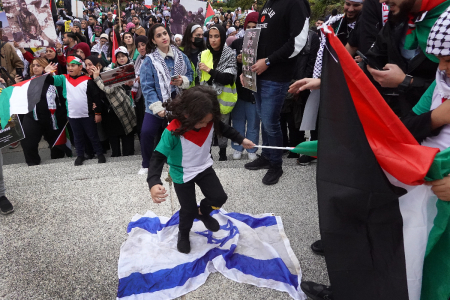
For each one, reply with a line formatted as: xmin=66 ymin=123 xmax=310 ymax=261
xmin=26 ymin=74 xmax=50 ymax=113
xmin=317 ymin=40 xmax=409 ymax=300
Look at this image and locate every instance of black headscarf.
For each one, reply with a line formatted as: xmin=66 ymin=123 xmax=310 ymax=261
xmin=206 ymin=24 xmax=226 ymax=68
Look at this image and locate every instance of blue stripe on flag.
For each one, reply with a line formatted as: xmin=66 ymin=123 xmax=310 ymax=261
xmin=117 ymin=247 xmax=228 ymax=298
xmin=127 ymin=212 xmax=180 ymax=233
xmin=225 ymin=212 xmax=277 ymax=228
xmin=224 ymin=245 xmax=298 ymax=287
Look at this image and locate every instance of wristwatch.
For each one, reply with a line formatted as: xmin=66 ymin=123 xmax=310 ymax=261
xmin=398 ymin=74 xmax=413 ymax=93
xmin=265 ymin=58 xmax=270 ymax=66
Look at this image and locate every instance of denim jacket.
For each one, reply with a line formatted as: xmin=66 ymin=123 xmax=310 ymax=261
xmin=140 ymin=50 xmax=193 ymax=115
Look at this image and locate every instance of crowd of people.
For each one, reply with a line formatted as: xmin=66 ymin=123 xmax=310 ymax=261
xmin=0 ymin=0 xmax=450 ymax=299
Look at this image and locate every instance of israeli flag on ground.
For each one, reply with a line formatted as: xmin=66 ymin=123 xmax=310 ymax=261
xmin=117 ymin=209 xmax=306 ymax=300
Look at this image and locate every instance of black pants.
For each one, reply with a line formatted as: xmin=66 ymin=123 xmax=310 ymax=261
xmin=280 ymin=112 xmax=304 ymax=148
xmin=68 ymin=116 xmax=103 ymax=157
xmin=21 ymin=113 xmax=66 ymax=166
xmin=134 ymin=97 xmax=145 ymax=140
xmin=110 ymin=133 xmax=135 ymax=157
xmin=173 ymin=167 xmax=228 ymax=234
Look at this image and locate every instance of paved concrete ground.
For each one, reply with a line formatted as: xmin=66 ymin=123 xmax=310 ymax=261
xmin=0 ymin=143 xmax=328 ymax=299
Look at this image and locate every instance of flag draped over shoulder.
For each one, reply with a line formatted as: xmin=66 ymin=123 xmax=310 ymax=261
xmin=317 ymin=26 xmax=439 ymax=300
xmin=204 ymin=3 xmax=214 ymax=26
xmin=404 ymin=0 xmax=450 ymax=63
xmin=0 ymin=75 xmax=50 ymax=128
xmin=117 ymin=209 xmax=306 ymax=300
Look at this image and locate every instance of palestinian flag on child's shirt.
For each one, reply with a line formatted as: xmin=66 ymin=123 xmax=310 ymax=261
xmin=404 ymin=0 xmax=450 ymax=63
xmin=204 ymin=3 xmax=214 ymax=26
xmin=0 ymin=74 xmax=50 ymax=128
xmin=317 ymin=27 xmax=445 ymax=300
xmin=155 ymin=119 xmax=214 ymax=184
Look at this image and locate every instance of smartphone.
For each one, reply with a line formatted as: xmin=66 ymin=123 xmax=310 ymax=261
xmin=16 ymin=68 xmax=23 ymax=78
xmin=171 ymin=75 xmax=179 ymax=81
xmin=356 ymin=51 xmax=382 ymax=70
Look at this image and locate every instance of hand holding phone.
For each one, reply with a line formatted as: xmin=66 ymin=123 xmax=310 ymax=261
xmin=356 ymin=50 xmax=382 ymax=71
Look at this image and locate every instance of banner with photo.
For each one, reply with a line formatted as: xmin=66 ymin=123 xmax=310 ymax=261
xmin=1 ymin=0 xmax=58 ymax=48
xmin=164 ymin=0 xmax=207 ymax=35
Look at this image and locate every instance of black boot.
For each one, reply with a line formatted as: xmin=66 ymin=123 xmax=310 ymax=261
xmin=197 ymin=214 xmax=220 ymax=232
xmin=177 ymin=231 xmax=191 ymax=254
xmin=219 ymin=148 xmax=227 ymax=161
xmin=74 ymin=156 xmax=85 ymax=166
xmin=98 ymin=154 xmax=106 ymax=164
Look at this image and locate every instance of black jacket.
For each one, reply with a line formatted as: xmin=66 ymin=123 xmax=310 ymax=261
xmin=257 ymin=0 xmax=310 ymax=82
xmin=365 ymin=20 xmax=438 ymax=117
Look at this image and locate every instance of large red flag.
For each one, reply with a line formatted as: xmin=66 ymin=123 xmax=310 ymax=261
xmin=112 ymin=30 xmax=119 ymax=64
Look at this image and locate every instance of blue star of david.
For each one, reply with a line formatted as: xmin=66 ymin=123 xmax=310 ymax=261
xmin=195 ymin=220 xmax=239 ymax=246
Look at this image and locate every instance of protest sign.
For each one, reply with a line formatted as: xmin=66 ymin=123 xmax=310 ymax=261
xmin=165 ymin=0 xmax=206 ymax=35
xmin=0 ymin=114 xmax=24 ymax=149
xmin=242 ymin=28 xmax=260 ymax=92
xmin=100 ymin=63 xmax=135 ymax=88
xmin=0 ymin=0 xmax=58 ymax=48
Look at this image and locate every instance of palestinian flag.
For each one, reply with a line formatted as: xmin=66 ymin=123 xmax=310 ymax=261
xmin=404 ymin=0 xmax=450 ymax=63
xmin=317 ymin=27 xmax=444 ymax=300
xmin=204 ymin=3 xmax=214 ymax=27
xmin=52 ymin=121 xmax=71 ymax=150
xmin=111 ymin=30 xmax=119 ymax=65
xmin=0 ymin=75 xmax=49 ymax=128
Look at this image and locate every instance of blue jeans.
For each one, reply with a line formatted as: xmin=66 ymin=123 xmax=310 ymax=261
xmin=254 ymin=79 xmax=290 ymax=166
xmin=140 ymin=113 xmax=167 ymax=168
xmin=231 ymin=99 xmax=260 ymax=153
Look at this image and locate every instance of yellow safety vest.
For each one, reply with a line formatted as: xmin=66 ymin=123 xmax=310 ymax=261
xmin=199 ymin=50 xmax=237 ymax=114
xmin=179 ymin=46 xmax=196 ymax=89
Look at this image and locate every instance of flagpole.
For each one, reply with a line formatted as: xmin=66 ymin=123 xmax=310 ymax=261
xmin=118 ymin=0 xmax=121 ymax=30
xmin=253 ymin=145 xmax=295 ymax=151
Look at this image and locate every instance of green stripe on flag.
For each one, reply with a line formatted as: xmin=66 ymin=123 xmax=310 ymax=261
xmin=422 ymin=148 xmax=450 ymax=300
xmin=290 ymin=141 xmax=318 ymax=156
xmin=0 ymin=86 xmax=13 ymax=128
xmin=204 ymin=16 xmax=213 ymax=26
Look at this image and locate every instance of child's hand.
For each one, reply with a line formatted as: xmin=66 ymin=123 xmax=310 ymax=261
xmin=150 ymin=184 xmax=168 ymax=203
xmin=241 ymin=138 xmax=255 ymax=149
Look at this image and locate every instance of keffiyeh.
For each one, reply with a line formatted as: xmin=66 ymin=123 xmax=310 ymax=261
xmin=426 ymin=6 xmax=450 ymax=57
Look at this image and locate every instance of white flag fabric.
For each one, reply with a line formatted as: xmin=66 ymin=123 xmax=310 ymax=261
xmin=117 ymin=209 xmax=306 ymax=300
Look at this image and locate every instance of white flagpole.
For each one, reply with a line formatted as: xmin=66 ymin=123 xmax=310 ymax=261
xmin=253 ymin=145 xmax=295 ymax=151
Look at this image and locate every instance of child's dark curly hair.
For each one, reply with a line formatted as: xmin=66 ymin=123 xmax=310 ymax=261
xmin=163 ymin=86 xmax=222 ymax=136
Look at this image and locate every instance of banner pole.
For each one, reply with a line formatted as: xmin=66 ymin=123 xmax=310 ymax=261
xmin=118 ymin=0 xmax=121 ymax=29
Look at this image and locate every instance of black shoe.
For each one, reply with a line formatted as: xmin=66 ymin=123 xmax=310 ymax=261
xmin=244 ymin=155 xmax=270 ymax=170
xmin=219 ymin=148 xmax=227 ymax=161
xmin=74 ymin=156 xmax=85 ymax=166
xmin=98 ymin=154 xmax=106 ymax=164
xmin=0 ymin=196 xmax=14 ymax=215
xmin=297 ymin=155 xmax=317 ymax=166
xmin=198 ymin=214 xmax=220 ymax=232
xmin=177 ymin=231 xmax=191 ymax=254
xmin=262 ymin=166 xmax=283 ymax=185
xmin=311 ymin=240 xmax=324 ymax=256
xmin=287 ymin=152 xmax=300 ymax=159
xmin=300 ymin=281 xmax=333 ymax=300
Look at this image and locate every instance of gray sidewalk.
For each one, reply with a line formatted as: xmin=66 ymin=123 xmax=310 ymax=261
xmin=0 ymin=145 xmax=328 ymax=299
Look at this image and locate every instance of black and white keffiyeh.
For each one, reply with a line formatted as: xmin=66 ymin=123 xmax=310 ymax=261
xmin=198 ymin=44 xmax=237 ymax=95
xmin=426 ymin=6 xmax=450 ymax=57
xmin=148 ymin=44 xmax=187 ymax=101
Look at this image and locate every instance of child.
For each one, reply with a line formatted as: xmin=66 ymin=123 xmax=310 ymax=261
xmin=45 ymin=55 xmax=106 ymax=166
xmin=147 ymin=86 xmax=255 ymax=254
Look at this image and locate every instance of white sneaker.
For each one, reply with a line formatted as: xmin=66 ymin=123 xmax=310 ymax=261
xmin=138 ymin=168 xmax=148 ymax=175
xmin=233 ymin=150 xmax=242 ymax=160
xmin=247 ymin=152 xmax=257 ymax=160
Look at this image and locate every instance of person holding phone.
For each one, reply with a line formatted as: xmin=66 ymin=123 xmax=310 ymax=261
xmin=138 ymin=24 xmax=193 ymax=175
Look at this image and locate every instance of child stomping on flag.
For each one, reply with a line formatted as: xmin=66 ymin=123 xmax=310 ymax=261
xmin=45 ymin=55 xmax=106 ymax=166
xmin=147 ymin=86 xmax=255 ymax=253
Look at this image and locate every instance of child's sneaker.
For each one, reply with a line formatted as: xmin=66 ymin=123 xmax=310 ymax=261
xmin=138 ymin=168 xmax=148 ymax=175
xmin=74 ymin=156 xmax=85 ymax=166
xmin=198 ymin=214 xmax=220 ymax=232
xmin=0 ymin=196 xmax=14 ymax=215
xmin=98 ymin=154 xmax=106 ymax=164
xmin=177 ymin=231 xmax=191 ymax=254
